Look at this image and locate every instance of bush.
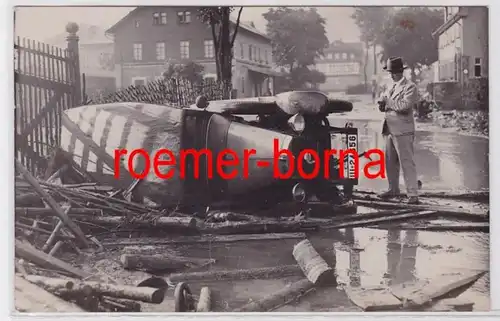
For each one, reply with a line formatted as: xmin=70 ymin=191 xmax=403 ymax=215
xmin=346 ymin=84 xmax=369 ymax=95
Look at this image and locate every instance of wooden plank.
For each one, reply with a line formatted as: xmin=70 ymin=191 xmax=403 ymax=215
xmin=14 ymin=275 xmax=85 ymax=312
xmin=345 ymin=286 xmax=402 ymax=311
xmin=15 ymin=159 xmax=90 ymax=248
xmin=377 ymin=222 xmax=489 ymax=233
xmin=15 ymin=240 xmax=91 ymax=279
xmin=354 ymin=189 xmax=489 ymax=202
xmin=391 ymin=271 xmax=487 ymax=308
xmin=322 ymin=210 xmax=437 ymax=230
xmin=101 ymin=232 xmax=307 ymax=247
xmin=354 ymin=199 xmax=487 ymax=218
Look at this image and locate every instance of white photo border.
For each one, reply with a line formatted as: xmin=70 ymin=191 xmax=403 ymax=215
xmin=2 ymin=0 xmax=498 ymax=320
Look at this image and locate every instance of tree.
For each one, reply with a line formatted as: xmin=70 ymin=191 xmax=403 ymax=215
xmin=162 ymin=61 xmax=205 ymax=84
xmin=263 ymin=7 xmax=329 ymax=90
xmin=378 ymin=7 xmax=444 ymax=82
xmin=351 ymin=7 xmax=392 ymax=88
xmin=198 ymin=7 xmax=243 ymax=97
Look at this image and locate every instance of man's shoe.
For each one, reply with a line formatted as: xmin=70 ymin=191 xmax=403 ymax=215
xmin=407 ymin=196 xmax=419 ymax=204
xmin=378 ymin=190 xmax=400 ymax=199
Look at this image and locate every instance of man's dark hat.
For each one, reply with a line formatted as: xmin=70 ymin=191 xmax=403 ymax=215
xmin=383 ymin=56 xmax=408 ymax=73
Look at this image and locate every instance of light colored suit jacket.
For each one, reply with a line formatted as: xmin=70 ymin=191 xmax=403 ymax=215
xmin=381 ymin=77 xmax=418 ymax=136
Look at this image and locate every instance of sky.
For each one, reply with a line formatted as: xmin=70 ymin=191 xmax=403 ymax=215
xmin=14 ymin=6 xmax=361 ymax=43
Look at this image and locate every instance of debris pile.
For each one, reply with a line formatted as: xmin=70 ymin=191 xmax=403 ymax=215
xmin=432 ymin=110 xmax=489 ymax=137
xmin=14 ymin=156 xmax=489 ymax=312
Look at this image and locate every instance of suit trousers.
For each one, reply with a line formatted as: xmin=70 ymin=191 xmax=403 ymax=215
xmin=384 ymin=133 xmax=418 ymax=197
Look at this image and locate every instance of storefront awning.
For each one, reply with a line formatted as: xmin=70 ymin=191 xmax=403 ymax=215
xmin=244 ymin=64 xmax=285 ymax=77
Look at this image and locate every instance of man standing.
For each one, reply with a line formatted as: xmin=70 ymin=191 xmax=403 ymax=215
xmin=377 ymin=57 xmax=419 ymax=204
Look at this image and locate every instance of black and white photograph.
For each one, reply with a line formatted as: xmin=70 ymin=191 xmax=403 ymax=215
xmin=12 ymin=5 xmax=490 ymax=313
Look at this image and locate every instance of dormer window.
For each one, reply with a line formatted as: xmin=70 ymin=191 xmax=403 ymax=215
xmin=178 ymin=11 xmax=191 ymax=24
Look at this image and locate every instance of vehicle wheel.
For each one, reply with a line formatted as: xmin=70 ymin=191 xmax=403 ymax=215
xmin=174 ymin=282 xmax=194 ymax=312
xmin=314 ymin=183 xmax=343 ymax=204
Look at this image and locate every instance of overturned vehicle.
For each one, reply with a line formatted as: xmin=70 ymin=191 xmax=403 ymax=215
xmin=51 ymin=91 xmax=360 ymax=214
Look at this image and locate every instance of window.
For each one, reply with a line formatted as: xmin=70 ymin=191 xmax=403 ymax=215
xmin=253 ymin=46 xmax=257 ymax=61
xmin=248 ymin=45 xmax=253 ymax=60
xmin=134 ymin=20 xmax=140 ymax=28
xmin=240 ymin=43 xmax=245 ymax=59
xmin=342 ymin=53 xmax=347 ymax=59
xmin=156 ymin=42 xmax=165 ymax=60
xmin=204 ymin=40 xmax=214 ymax=58
xmin=328 ymin=53 xmax=333 ymax=59
xmin=350 ymin=53 xmax=355 ymax=59
xmin=153 ymin=12 xmax=167 ymax=25
xmin=334 ymin=53 xmax=340 ymax=60
xmin=264 ymin=49 xmax=268 ymax=64
xmin=133 ymin=43 xmax=142 ymax=61
xmin=474 ymin=58 xmax=482 ymax=77
xmin=180 ymin=41 xmax=190 ymax=59
xmin=153 ymin=12 xmax=160 ymax=25
xmin=178 ymin=11 xmax=191 ymax=24
xmin=258 ymin=47 xmax=261 ymax=62
xmin=241 ymin=77 xmax=245 ymax=94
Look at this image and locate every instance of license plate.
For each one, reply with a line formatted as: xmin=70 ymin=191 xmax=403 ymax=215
xmin=330 ymin=133 xmax=358 ymax=179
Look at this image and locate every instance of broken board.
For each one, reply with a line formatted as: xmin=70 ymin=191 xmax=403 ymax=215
xmin=390 ymin=271 xmax=487 ymax=309
xmin=345 ymin=286 xmax=402 ymax=311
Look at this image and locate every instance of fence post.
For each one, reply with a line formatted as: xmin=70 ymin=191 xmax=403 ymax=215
xmin=66 ymin=22 xmax=82 ymax=106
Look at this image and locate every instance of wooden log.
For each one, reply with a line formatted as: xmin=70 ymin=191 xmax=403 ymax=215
xmin=15 ymin=222 xmax=75 ymax=240
xmin=77 ymin=215 xmax=197 ymax=230
xmin=292 ymin=239 xmax=336 ymax=286
xmin=48 ymin=240 xmax=64 ymax=256
xmin=354 ymin=199 xmax=487 ymax=219
xmin=120 ymin=254 xmax=213 ymax=273
xmin=321 ymin=210 xmax=438 ymax=230
xmin=345 ymin=286 xmax=403 ymax=311
xmin=24 ymin=275 xmax=74 ymax=293
xmin=234 ymin=278 xmax=315 ymax=312
xmin=15 ymin=192 xmax=45 ymax=207
xmin=354 ymin=189 xmax=489 ymax=202
xmin=101 ymin=296 xmax=142 ymax=312
xmin=102 ymin=232 xmax=307 ymax=247
xmin=77 ymin=281 xmax=166 ymax=304
xmin=196 ymin=287 xmax=212 ymax=312
xmin=168 ymin=265 xmax=304 ymax=283
xmin=15 ymin=159 xmax=90 ymax=248
xmin=15 ymin=207 xmax=103 ymax=218
xmin=15 ymin=239 xmax=91 ymax=279
xmin=201 ymin=220 xmax=319 ymax=235
xmin=376 ymin=222 xmax=489 ymax=233
xmin=42 ymin=220 xmax=65 ymax=252
xmin=14 ymin=275 xmax=85 ymax=312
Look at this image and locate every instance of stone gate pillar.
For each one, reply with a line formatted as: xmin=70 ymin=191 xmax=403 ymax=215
xmin=66 ymin=22 xmax=82 ymax=105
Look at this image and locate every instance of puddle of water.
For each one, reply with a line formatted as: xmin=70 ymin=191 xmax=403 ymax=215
xmin=333 ymin=227 xmax=490 ymax=311
xmin=328 ymin=117 xmax=489 ymax=193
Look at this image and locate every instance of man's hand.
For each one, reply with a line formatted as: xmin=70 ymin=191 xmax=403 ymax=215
xmin=377 ymin=95 xmax=388 ymax=112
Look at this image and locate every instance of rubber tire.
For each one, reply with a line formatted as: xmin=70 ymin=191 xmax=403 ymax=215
xmin=174 ymin=282 xmax=193 ymax=312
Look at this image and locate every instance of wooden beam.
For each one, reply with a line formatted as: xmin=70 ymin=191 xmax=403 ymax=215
xmin=14 ymin=275 xmax=85 ymax=312
xmin=15 ymin=239 xmax=91 ymax=279
xmin=15 ymin=159 xmax=89 ymax=248
xmin=321 ymin=210 xmax=438 ymax=230
xmin=354 ymin=199 xmax=487 ymax=218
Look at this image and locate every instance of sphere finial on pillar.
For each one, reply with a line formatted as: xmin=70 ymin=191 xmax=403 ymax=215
xmin=66 ymin=22 xmax=79 ymax=35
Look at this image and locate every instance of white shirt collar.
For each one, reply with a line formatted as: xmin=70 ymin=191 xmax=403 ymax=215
xmin=394 ymin=76 xmax=406 ymax=86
